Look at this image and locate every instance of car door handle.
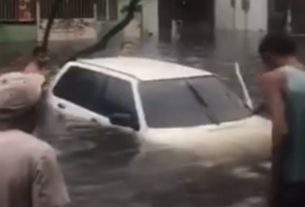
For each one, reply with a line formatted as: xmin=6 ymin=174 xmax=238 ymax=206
xmin=57 ymin=103 xmax=66 ymax=109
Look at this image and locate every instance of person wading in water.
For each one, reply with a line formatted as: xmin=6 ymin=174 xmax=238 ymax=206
xmin=118 ymin=41 xmax=137 ymax=56
xmin=24 ymin=46 xmax=50 ymax=77
xmin=258 ymin=33 xmax=305 ymax=207
xmin=24 ymin=46 xmax=52 ymax=90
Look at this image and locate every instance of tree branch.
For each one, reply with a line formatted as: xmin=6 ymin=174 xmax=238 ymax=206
xmin=66 ymin=0 xmax=141 ymax=62
xmin=42 ymin=0 xmax=64 ymax=50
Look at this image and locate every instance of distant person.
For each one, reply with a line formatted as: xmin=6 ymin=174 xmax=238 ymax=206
xmin=258 ymin=33 xmax=305 ymax=207
xmin=24 ymin=46 xmax=49 ymax=77
xmin=0 ymin=72 xmax=70 ymax=207
xmin=118 ymin=41 xmax=137 ymax=56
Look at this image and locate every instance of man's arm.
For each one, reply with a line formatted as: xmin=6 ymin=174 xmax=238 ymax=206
xmin=32 ymin=146 xmax=70 ymax=207
xmin=259 ymin=72 xmax=288 ymax=150
xmin=258 ymin=72 xmax=288 ymax=207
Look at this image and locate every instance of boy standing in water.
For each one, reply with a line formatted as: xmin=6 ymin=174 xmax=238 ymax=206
xmin=119 ymin=41 xmax=137 ymax=56
xmin=258 ymin=34 xmax=305 ymax=207
xmin=24 ymin=46 xmax=49 ymax=77
xmin=24 ymin=46 xmax=51 ymax=90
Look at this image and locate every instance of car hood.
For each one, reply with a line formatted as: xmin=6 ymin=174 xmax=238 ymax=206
xmin=126 ymin=116 xmax=271 ymax=204
xmin=140 ymin=115 xmax=271 ymax=160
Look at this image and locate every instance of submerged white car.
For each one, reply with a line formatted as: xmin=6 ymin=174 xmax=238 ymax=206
xmin=41 ymin=57 xmax=271 ymax=205
xmin=42 ymin=57 xmax=270 ymax=156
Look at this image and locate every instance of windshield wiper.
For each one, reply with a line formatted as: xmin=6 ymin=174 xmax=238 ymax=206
xmin=186 ymin=81 xmax=219 ymax=124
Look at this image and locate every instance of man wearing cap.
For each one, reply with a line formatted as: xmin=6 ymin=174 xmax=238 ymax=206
xmin=0 ymin=72 xmax=70 ymax=207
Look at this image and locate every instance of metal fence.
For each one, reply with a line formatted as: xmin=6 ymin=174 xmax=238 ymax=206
xmin=40 ymin=0 xmax=118 ymax=20
xmin=0 ymin=0 xmax=118 ymax=22
xmin=0 ymin=0 xmax=35 ymax=22
xmin=40 ymin=0 xmax=95 ymax=19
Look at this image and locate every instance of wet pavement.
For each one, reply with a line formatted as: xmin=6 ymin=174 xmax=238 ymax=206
xmin=0 ymin=31 xmax=282 ymax=207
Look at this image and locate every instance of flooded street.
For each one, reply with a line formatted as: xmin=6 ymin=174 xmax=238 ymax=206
xmin=1 ymin=31 xmax=278 ymax=207
xmin=2 ymin=0 xmax=305 ymax=205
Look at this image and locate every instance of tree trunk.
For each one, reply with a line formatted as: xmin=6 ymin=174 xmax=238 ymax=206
xmin=41 ymin=0 xmax=64 ymax=50
xmin=66 ymin=0 xmax=141 ymax=62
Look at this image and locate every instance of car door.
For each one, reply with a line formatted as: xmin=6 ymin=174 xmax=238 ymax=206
xmin=97 ymin=76 xmax=140 ymax=145
xmin=45 ymin=65 xmax=139 ymax=148
xmin=49 ymin=65 xmax=109 ymax=124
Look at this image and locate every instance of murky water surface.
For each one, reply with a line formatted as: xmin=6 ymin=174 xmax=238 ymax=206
xmin=2 ymin=31 xmax=301 ymax=207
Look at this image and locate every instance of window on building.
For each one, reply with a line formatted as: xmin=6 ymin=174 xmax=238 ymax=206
xmin=108 ymin=0 xmax=118 ymax=20
xmin=0 ymin=0 xmax=35 ymax=23
xmin=97 ymin=0 xmax=107 ymax=20
xmin=96 ymin=0 xmax=118 ymax=21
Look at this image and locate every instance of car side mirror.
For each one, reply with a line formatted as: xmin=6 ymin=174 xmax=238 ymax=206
xmin=110 ymin=113 xmax=139 ymax=130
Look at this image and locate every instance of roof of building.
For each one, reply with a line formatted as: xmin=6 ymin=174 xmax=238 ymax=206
xmin=78 ymin=57 xmax=212 ymax=81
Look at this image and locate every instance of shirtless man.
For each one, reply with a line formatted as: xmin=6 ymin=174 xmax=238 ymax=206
xmin=258 ymin=34 xmax=305 ymax=207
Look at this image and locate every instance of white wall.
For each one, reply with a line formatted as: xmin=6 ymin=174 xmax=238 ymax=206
xmin=215 ymin=0 xmax=268 ymax=31
xmin=142 ymin=0 xmax=158 ymax=37
xmin=215 ymin=0 xmax=234 ymax=30
xmin=37 ymin=19 xmax=97 ymax=41
xmin=246 ymin=0 xmax=268 ymax=31
xmin=118 ymin=0 xmax=159 ymax=39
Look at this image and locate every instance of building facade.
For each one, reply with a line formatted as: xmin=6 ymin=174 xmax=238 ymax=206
xmin=0 ymin=0 xmax=37 ymax=42
xmin=4 ymin=0 xmax=305 ymax=43
xmin=215 ymin=0 xmax=268 ymax=32
xmin=268 ymin=0 xmax=305 ymax=34
xmin=0 ymin=0 xmax=159 ymax=43
xmin=118 ymin=0 xmax=158 ymax=40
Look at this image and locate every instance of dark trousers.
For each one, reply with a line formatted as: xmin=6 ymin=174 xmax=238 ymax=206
xmin=278 ymin=183 xmax=305 ymax=207
xmin=272 ymin=138 xmax=305 ymax=207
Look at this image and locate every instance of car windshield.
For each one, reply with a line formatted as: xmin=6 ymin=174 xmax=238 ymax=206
xmin=139 ymin=76 xmax=251 ymax=128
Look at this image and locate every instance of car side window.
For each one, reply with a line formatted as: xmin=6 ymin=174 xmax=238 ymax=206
xmin=102 ymin=77 xmax=137 ymax=117
xmin=53 ymin=66 xmax=108 ymax=112
xmin=53 ymin=66 xmax=139 ymax=129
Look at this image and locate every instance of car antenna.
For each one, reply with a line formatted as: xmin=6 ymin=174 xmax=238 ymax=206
xmin=62 ymin=0 xmax=142 ymax=66
xmin=234 ymin=62 xmax=253 ymax=109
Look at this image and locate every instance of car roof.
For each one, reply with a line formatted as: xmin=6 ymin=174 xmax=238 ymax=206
xmin=78 ymin=57 xmax=212 ymax=81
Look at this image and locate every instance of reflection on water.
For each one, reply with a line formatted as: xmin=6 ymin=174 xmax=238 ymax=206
xmin=2 ymin=31 xmax=272 ymax=207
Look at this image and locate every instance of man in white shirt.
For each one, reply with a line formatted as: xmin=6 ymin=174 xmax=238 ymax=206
xmin=0 ymin=72 xmax=70 ymax=207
